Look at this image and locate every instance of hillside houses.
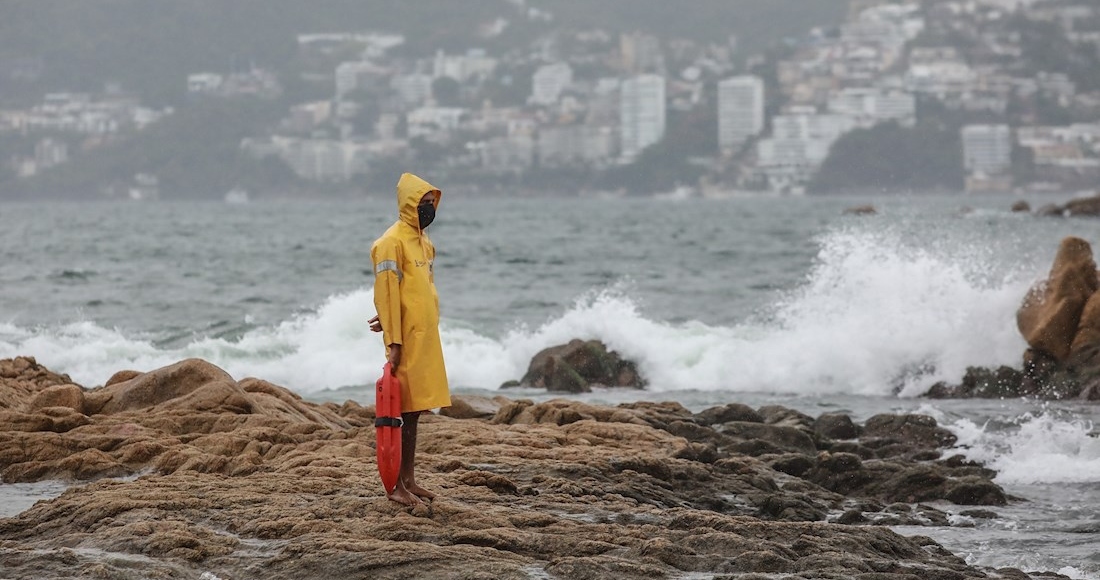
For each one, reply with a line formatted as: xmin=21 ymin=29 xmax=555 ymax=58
xmin=4 ymin=0 xmax=1099 ymax=196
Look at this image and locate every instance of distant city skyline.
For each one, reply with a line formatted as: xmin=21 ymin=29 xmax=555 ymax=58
xmin=1 ymin=0 xmax=1098 ymax=198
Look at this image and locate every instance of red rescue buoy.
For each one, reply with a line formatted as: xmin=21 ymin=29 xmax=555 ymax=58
xmin=375 ymin=362 xmax=402 ymax=494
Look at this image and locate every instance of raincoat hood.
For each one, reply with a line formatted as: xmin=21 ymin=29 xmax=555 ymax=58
xmin=396 ymin=172 xmax=441 ymax=230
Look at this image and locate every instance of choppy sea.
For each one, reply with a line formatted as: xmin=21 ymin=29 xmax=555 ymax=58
xmin=1 ymin=193 xmax=1099 ymax=577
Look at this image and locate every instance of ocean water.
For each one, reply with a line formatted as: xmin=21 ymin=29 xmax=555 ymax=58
xmin=2 ymin=193 xmax=1100 ymax=577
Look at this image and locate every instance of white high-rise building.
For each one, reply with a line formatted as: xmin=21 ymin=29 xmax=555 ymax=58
xmin=530 ymin=62 xmax=573 ymax=106
xmin=756 ymin=108 xmax=856 ymax=192
xmin=335 ymin=62 xmax=378 ymax=99
xmin=827 ymin=88 xmax=916 ymax=128
xmin=433 ymin=49 xmax=497 ymax=82
xmin=274 ymin=137 xmax=370 ymax=183
xmin=391 ymin=73 xmax=434 ymax=107
xmin=620 ymin=74 xmax=666 ymax=161
xmin=962 ymin=124 xmax=1012 ymax=175
xmin=538 ymin=125 xmax=616 ymax=167
xmin=718 ymin=75 xmax=765 ymax=152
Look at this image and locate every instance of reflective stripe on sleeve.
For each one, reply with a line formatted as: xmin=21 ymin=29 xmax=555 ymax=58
xmin=375 ymin=260 xmax=403 ymax=281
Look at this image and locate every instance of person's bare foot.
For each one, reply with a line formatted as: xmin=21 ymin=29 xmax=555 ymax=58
xmin=387 ymin=486 xmax=422 ymax=506
xmin=404 ymin=481 xmax=436 ymax=500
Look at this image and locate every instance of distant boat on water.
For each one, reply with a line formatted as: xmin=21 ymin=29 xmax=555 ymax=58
xmin=224 ymin=188 xmax=250 ymax=204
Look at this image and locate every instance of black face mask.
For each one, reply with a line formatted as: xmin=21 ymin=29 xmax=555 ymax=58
xmin=417 ymin=203 xmax=436 ymax=229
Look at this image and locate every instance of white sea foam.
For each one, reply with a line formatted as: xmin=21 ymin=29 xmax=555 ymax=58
xmin=950 ymin=410 xmax=1100 ymax=485
xmin=1 ymin=227 xmax=1035 ymax=396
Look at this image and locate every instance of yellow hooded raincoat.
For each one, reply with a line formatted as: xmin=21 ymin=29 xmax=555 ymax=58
xmin=371 ymin=173 xmax=450 ymax=412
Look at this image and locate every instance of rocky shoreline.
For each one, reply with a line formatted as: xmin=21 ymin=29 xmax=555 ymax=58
xmin=0 ymin=356 xmax=1068 ymax=580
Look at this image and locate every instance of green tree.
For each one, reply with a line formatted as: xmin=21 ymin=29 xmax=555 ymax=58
xmin=1011 ymin=144 xmax=1036 ymax=186
xmin=596 ymin=140 xmax=704 ymax=194
xmin=431 ymin=77 xmax=462 ymax=107
xmin=409 ymin=136 xmax=450 ymax=166
xmin=1010 ymin=14 xmax=1100 ymax=92
xmin=482 ymin=64 xmax=535 ymax=108
xmin=810 ymin=121 xmax=964 ymax=194
xmin=344 ymin=89 xmax=383 ymax=137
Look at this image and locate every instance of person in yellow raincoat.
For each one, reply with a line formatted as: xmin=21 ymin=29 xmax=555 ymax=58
xmin=368 ymin=172 xmax=451 ymax=506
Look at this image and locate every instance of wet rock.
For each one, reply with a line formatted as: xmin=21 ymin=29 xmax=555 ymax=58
xmin=758 ymin=494 xmax=827 ymax=521
xmin=695 ymin=403 xmax=763 ymax=425
xmin=993 ymin=569 xmax=1034 ymax=580
xmin=491 ymin=398 xmax=534 ymax=424
xmin=836 ymin=508 xmax=867 ymax=524
xmin=1035 ymin=203 xmax=1064 ymax=217
xmin=944 ymin=477 xmax=1007 ymax=506
xmin=1064 ymin=194 xmax=1100 ymax=217
xmin=616 ymin=400 xmax=694 ymax=429
xmin=756 ymin=405 xmax=815 ymax=431
xmin=1071 ymin=291 xmax=1100 ymax=362
xmin=769 ymin=454 xmax=814 ymax=477
xmin=27 ymin=383 xmax=86 ymax=414
xmin=730 ymin=439 xmax=786 ymax=457
xmin=1034 ymin=192 xmax=1100 ymax=218
xmin=878 ymin=465 xmax=949 ymax=503
xmin=87 ymin=358 xmax=238 ymax=414
xmin=457 ymin=470 xmax=520 ymax=494
xmin=1010 ymin=200 xmax=1031 ymax=213
xmin=672 ymin=441 xmax=719 ymax=464
xmin=719 ymin=421 xmax=817 ymax=455
xmin=1017 ymin=236 xmax=1098 ymax=363
xmin=926 ymin=366 xmax=1024 ymax=399
xmin=958 ymin=509 xmax=998 ymax=519
xmin=928 ymin=236 xmax=1100 ymax=402
xmin=814 ymin=413 xmax=861 ymax=440
xmin=843 ymin=204 xmax=877 ymax=216
xmin=0 ymin=356 xmax=75 ymax=410
xmin=729 ymin=549 xmax=794 ymax=573
xmin=516 ymin=339 xmax=647 ymax=392
xmin=440 ymin=394 xmax=506 ymax=419
xmin=104 ymin=369 xmax=142 ymax=387
xmin=805 ymin=452 xmax=875 ymax=495
xmin=825 ymin=441 xmax=877 ymax=459
xmin=863 ymin=414 xmax=957 ymax=449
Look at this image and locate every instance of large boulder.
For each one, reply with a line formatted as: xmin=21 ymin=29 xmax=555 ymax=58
xmin=863 ymin=414 xmax=957 ymax=449
xmin=27 ymin=384 xmax=86 ymax=414
xmin=1017 ymin=236 xmax=1099 ymax=362
xmin=695 ymin=403 xmax=764 ymax=426
xmin=1070 ymin=290 xmax=1100 ymax=364
xmin=931 ymin=237 xmax=1100 ymax=399
xmin=813 ymin=413 xmax=861 ymax=440
xmin=925 ymin=366 xmax=1025 ymax=399
xmin=515 ymin=339 xmax=646 ymax=393
xmin=439 ymin=394 xmax=506 ymax=420
xmin=86 ymin=358 xmax=237 ymax=415
xmin=719 ymin=421 xmax=818 ymax=455
xmin=0 ymin=356 xmax=76 ymax=410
